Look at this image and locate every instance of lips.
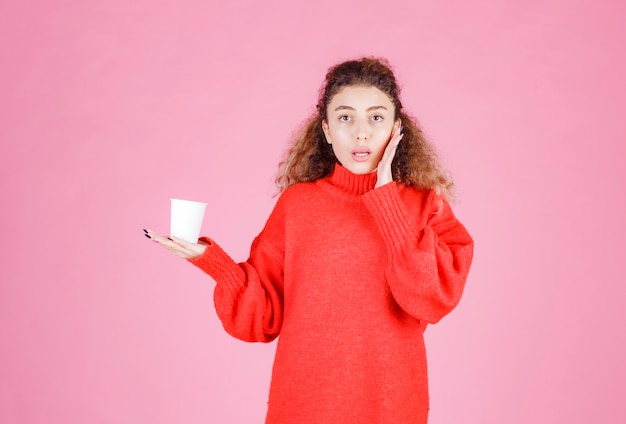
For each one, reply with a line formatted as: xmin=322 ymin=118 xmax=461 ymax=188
xmin=351 ymin=147 xmax=371 ymax=162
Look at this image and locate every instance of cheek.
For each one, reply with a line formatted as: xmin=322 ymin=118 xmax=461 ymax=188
xmin=374 ymin=134 xmax=393 ymax=154
xmin=329 ymin=126 xmax=350 ymax=141
xmin=376 ymin=128 xmax=393 ymax=144
xmin=374 ymin=143 xmax=389 ymax=158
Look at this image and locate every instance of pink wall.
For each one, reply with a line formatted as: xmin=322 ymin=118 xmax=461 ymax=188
xmin=2 ymin=0 xmax=625 ymax=422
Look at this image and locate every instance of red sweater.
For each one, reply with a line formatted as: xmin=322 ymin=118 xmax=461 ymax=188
xmin=189 ymin=164 xmax=474 ymax=423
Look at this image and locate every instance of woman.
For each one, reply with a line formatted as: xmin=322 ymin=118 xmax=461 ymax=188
xmin=145 ymin=57 xmax=474 ymax=423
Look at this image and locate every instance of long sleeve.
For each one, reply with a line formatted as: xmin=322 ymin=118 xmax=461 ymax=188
xmin=188 ymin=232 xmax=285 ymax=343
xmin=362 ymin=183 xmax=474 ymax=323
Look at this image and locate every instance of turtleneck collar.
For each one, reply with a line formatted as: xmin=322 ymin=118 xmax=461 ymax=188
xmin=327 ymin=163 xmax=378 ymax=195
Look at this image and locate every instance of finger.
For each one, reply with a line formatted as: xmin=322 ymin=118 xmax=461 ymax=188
xmin=148 ymin=233 xmax=204 ymax=258
xmin=390 ymin=133 xmax=403 ymax=153
xmin=390 ymin=124 xmax=403 ymax=140
xmin=144 ymin=229 xmax=183 ymax=251
xmin=383 ymin=133 xmax=403 ymax=162
xmin=393 ymin=131 xmax=403 ymax=145
xmin=143 ymin=228 xmax=158 ymax=242
xmin=155 ymin=236 xmax=194 ymax=258
xmin=144 ymin=228 xmax=167 ymax=244
xmin=145 ymin=229 xmax=175 ymax=247
xmin=168 ymin=235 xmax=192 ymax=247
xmin=169 ymin=235 xmax=208 ymax=257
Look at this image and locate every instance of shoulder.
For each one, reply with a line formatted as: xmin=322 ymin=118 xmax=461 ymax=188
xmin=259 ymin=182 xmax=319 ymax=244
xmin=276 ymin=181 xmax=317 ymax=207
xmin=281 ymin=181 xmax=317 ymax=198
xmin=268 ymin=181 xmax=318 ymax=219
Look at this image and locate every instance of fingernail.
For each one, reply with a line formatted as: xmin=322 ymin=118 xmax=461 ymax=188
xmin=167 ymin=237 xmax=173 ymax=241
xmin=144 ymin=233 xmax=151 ymax=239
xmin=143 ymin=229 xmax=148 ymax=233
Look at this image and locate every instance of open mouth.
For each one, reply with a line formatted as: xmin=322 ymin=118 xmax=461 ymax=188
xmin=352 ymin=148 xmax=371 ymax=162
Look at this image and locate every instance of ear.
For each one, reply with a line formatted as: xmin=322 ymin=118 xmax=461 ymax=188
xmin=394 ymin=119 xmax=402 ymax=132
xmin=322 ymin=120 xmax=331 ymax=144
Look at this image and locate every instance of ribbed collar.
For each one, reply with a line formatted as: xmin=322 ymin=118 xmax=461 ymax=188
xmin=327 ymin=163 xmax=377 ymax=195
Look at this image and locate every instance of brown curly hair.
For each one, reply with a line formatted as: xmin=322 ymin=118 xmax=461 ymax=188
xmin=276 ymin=57 xmax=453 ymax=199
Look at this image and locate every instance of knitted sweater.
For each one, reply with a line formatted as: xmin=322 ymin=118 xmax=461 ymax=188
xmin=189 ymin=164 xmax=474 ymax=423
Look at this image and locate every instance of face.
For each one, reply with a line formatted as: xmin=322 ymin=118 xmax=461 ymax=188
xmin=322 ymin=85 xmax=400 ymax=174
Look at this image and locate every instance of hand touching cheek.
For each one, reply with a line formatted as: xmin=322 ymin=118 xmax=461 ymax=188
xmin=375 ymin=126 xmax=403 ymax=188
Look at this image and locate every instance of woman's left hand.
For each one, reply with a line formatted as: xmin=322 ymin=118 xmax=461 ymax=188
xmin=375 ymin=126 xmax=403 ymax=188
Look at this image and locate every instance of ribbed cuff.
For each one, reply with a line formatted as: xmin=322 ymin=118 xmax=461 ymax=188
xmin=361 ymin=183 xmax=418 ymax=256
xmin=188 ymin=237 xmax=246 ymax=296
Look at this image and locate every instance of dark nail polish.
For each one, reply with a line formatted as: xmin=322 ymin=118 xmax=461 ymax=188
xmin=143 ymin=229 xmax=148 ymax=233
xmin=144 ymin=233 xmax=151 ymax=239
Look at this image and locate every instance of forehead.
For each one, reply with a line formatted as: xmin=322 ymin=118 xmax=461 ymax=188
xmin=328 ymin=85 xmax=394 ymax=110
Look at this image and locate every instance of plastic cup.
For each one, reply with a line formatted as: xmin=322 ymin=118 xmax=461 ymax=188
xmin=170 ymin=198 xmax=207 ymax=243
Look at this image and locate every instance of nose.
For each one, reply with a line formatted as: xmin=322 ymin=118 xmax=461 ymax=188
xmin=355 ymin=121 xmax=370 ymax=141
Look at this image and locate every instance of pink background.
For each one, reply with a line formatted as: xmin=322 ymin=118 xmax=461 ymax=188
xmin=2 ymin=0 xmax=625 ymax=423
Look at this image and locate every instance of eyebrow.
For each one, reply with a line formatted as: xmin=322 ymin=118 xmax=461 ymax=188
xmin=333 ymin=105 xmax=389 ymax=112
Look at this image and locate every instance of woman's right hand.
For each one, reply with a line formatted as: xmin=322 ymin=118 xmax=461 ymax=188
xmin=143 ymin=229 xmax=208 ymax=259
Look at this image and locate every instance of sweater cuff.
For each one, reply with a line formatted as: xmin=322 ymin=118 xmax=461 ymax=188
xmin=188 ymin=237 xmax=246 ymax=296
xmin=361 ymin=183 xmax=418 ymax=255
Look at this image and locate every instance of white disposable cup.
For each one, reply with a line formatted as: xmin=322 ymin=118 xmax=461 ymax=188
xmin=170 ymin=198 xmax=207 ymax=243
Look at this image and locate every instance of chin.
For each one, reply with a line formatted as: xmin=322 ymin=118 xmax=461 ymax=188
xmin=346 ymin=164 xmax=376 ymax=174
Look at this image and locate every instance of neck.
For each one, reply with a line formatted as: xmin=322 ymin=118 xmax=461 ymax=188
xmin=328 ymin=163 xmax=377 ymax=195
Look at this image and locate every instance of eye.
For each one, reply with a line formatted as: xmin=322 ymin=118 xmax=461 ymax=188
xmin=339 ymin=115 xmax=351 ymax=122
xmin=371 ymin=115 xmax=384 ymax=122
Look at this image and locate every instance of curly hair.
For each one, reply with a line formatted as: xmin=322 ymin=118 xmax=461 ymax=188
xmin=276 ymin=57 xmax=453 ymax=199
